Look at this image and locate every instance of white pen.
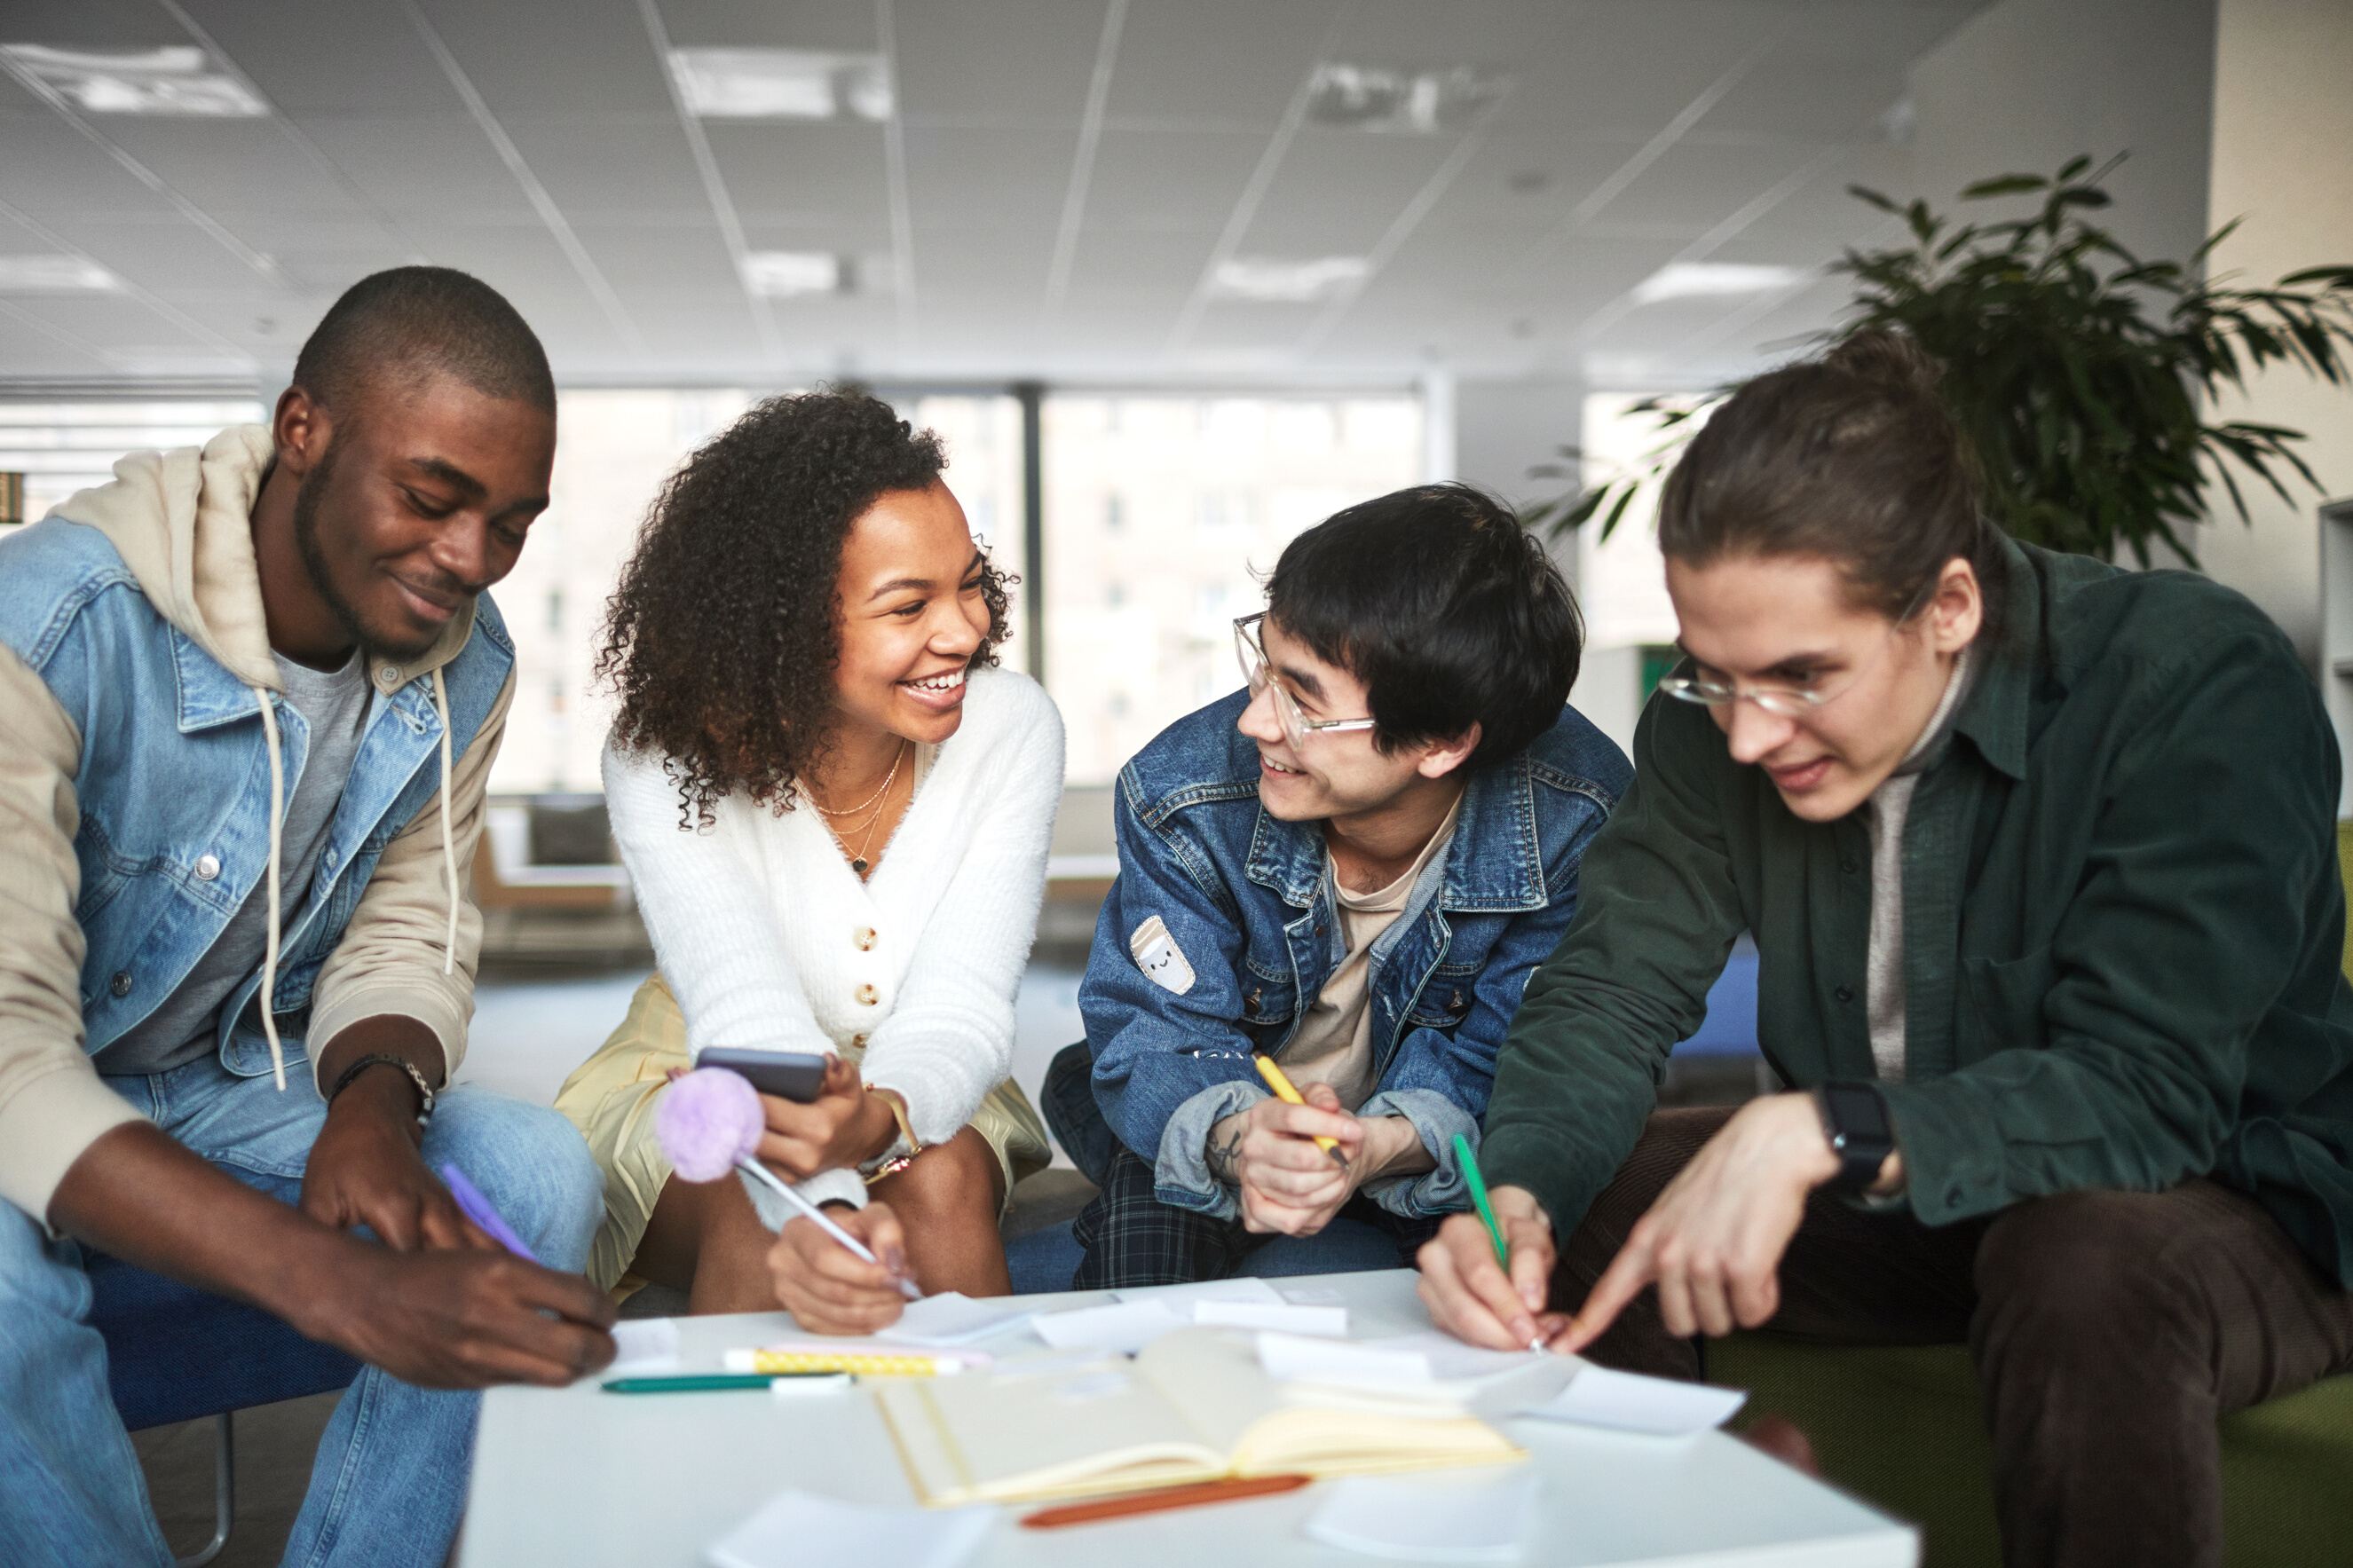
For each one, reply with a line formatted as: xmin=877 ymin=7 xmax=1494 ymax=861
xmin=734 ymin=1157 xmax=923 ymax=1302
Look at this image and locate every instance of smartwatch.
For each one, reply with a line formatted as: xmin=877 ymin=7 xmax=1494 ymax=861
xmin=1812 ymin=1081 xmax=1895 ymax=1194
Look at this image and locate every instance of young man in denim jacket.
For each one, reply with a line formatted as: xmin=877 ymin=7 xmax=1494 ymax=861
xmin=0 ymin=269 xmax=613 ymax=1567
xmin=1046 ymin=485 xmax=1632 ymax=1288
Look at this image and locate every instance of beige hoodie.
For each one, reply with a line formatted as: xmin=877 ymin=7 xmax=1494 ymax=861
xmin=0 ymin=426 xmax=515 ymax=1223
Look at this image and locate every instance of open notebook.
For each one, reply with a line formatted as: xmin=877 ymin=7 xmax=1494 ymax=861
xmin=872 ymin=1327 xmax=1526 ymax=1509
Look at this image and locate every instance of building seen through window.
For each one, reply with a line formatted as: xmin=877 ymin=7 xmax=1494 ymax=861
xmin=1043 ymin=395 xmax=1422 ymax=784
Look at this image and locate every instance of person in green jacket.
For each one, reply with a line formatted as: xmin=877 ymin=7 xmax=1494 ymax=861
xmin=1419 ymin=329 xmax=2353 ymax=1568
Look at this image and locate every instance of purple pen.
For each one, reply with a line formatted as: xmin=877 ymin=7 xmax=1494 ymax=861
xmin=439 ymin=1162 xmax=539 ymax=1262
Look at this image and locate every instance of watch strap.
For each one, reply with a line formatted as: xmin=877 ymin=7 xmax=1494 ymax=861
xmin=1813 ymin=1081 xmax=1893 ymax=1194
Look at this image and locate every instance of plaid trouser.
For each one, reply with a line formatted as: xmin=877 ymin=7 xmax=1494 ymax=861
xmin=1070 ymin=1143 xmax=1441 ymax=1289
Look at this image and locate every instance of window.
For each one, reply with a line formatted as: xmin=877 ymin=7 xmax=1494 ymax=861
xmin=1043 ymin=393 xmax=1423 ymax=783
xmin=0 ymin=399 xmax=268 ymax=527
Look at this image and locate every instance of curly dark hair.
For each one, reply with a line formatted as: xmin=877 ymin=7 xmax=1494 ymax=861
xmin=596 ymin=389 xmax=1013 ymax=825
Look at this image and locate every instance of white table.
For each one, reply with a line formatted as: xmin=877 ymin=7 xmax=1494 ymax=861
xmin=462 ymin=1270 xmax=1916 ymax=1567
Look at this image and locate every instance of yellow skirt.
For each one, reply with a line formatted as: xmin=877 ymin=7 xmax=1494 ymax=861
xmin=553 ymin=973 xmax=1052 ymax=1292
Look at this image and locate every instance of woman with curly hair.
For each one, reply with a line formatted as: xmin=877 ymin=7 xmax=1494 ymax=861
xmin=554 ymin=389 xmax=1060 ymax=1328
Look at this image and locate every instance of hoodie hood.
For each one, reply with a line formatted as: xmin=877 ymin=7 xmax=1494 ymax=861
xmin=51 ymin=423 xmax=478 ymax=693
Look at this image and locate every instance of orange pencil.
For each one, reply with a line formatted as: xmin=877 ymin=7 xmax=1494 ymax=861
xmin=1020 ymin=1474 xmax=1313 ymax=1529
xmin=1253 ymin=1056 xmax=1349 ymax=1167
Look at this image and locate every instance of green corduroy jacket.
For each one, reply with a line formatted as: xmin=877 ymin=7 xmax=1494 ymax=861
xmin=1482 ymin=539 xmax=2353 ymax=1285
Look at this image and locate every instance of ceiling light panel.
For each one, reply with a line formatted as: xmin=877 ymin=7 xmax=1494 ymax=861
xmin=668 ymin=49 xmax=890 ymax=121
xmin=1211 ymin=256 xmax=1370 ymax=303
xmin=1631 ymin=262 xmax=1809 ymax=304
xmin=0 ymin=256 xmax=122 ymax=293
xmin=1305 ymin=63 xmax=1505 ymax=134
xmin=742 ymin=251 xmax=846 ymax=298
xmin=0 ymin=45 xmax=267 ymax=116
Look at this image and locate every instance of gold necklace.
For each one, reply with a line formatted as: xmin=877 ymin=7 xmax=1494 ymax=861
xmin=809 ymin=739 xmax=908 ymax=818
xmin=824 ymin=760 xmax=904 ymax=878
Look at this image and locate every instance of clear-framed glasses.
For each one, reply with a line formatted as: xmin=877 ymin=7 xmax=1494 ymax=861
xmin=1233 ymin=613 xmax=1378 ymax=752
xmin=1658 ymin=579 xmax=1938 ymax=717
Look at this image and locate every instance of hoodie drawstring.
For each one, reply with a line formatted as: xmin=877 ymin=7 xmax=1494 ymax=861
xmin=248 ymin=667 xmax=460 ymax=1094
xmin=431 ymin=667 xmax=457 ymax=974
xmin=252 ymin=687 xmax=288 ymax=1091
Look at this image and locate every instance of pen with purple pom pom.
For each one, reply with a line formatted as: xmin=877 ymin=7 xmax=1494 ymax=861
xmin=654 ymin=1066 xmax=921 ymax=1301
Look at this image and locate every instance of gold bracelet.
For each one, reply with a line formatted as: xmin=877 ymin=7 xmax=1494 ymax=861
xmin=863 ymin=1088 xmax=923 ymax=1183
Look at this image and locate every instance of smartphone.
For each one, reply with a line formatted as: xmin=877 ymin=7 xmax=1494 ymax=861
xmin=696 ymin=1046 xmax=829 ymax=1103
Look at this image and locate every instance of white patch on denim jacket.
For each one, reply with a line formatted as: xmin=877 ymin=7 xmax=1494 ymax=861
xmin=1129 ymin=916 xmax=1196 ymax=995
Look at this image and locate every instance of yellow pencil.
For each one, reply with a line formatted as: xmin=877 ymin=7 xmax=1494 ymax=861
xmin=1253 ymin=1056 xmax=1349 ymax=1167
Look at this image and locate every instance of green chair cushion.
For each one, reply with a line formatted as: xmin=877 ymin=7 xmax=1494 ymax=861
xmin=1709 ymin=1334 xmax=2353 ymax=1567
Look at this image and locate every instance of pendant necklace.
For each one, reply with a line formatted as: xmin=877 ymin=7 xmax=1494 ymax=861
xmin=819 ymin=740 xmax=908 ymax=879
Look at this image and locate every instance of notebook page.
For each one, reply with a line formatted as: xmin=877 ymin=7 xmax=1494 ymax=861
xmin=873 ymin=1359 xmax=1222 ymax=1506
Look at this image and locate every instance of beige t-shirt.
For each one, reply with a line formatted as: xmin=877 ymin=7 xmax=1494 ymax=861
xmin=1281 ymin=796 xmax=1463 ymax=1112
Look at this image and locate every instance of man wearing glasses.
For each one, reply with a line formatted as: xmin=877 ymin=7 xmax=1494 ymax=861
xmin=1043 ymin=485 xmax=1631 ymax=1287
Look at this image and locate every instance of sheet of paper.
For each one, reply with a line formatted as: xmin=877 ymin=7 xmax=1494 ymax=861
xmin=1359 ymin=1331 xmax=1547 ymax=1383
xmin=1280 ymin=1286 xmax=1345 ymax=1304
xmin=1193 ymin=1300 xmax=1349 ymax=1336
xmin=706 ymin=1489 xmax=993 ymax=1568
xmin=607 ymin=1318 xmax=681 ymax=1375
xmin=1522 ymin=1365 xmax=1747 ymax=1436
xmin=1030 ymin=1298 xmax=1188 ymax=1354
xmin=881 ymin=1291 xmax=1038 ymax=1347
xmin=1111 ymin=1276 xmax=1284 ymax=1308
xmin=1304 ymin=1471 xmax=1537 ymax=1562
xmin=1258 ymin=1331 xmax=1433 ymax=1388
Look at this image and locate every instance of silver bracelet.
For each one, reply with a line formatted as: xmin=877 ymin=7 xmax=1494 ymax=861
xmin=327 ymin=1052 xmax=436 ymax=1123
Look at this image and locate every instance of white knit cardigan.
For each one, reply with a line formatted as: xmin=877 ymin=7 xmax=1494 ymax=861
xmin=603 ymin=666 xmax=1064 ymax=1209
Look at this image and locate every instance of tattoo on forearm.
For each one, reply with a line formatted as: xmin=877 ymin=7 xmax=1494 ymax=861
xmin=1207 ymin=1124 xmax=1245 ymax=1186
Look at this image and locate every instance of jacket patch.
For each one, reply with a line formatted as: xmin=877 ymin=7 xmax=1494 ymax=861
xmin=1128 ymin=915 xmax=1196 ymax=996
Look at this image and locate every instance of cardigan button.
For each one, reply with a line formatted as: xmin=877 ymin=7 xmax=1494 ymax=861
xmin=854 ymin=926 xmax=877 ymax=951
xmin=1839 ymin=857 xmax=1858 ymax=875
xmin=1834 ymin=985 xmax=1855 ymax=1004
xmin=854 ymin=984 xmax=879 ymax=1006
xmin=194 ymin=854 xmax=221 ymax=881
xmin=110 ymin=971 xmax=134 ymax=997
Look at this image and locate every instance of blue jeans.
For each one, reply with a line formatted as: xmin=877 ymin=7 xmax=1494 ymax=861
xmin=0 ymin=1055 xmax=603 ymax=1568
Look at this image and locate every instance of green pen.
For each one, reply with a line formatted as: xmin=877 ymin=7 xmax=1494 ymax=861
xmin=601 ymin=1373 xmax=842 ymax=1394
xmin=1455 ymin=1133 xmax=1544 ymax=1352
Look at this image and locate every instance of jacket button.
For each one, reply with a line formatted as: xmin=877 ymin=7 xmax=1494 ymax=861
xmin=854 ymin=926 xmax=877 ymax=951
xmin=1947 ymin=1190 xmax=1962 ymax=1209
xmin=1834 ymin=984 xmax=1855 ymax=1004
xmin=110 ymin=971 xmax=133 ymax=997
xmin=854 ymin=984 xmax=878 ymax=1006
xmin=194 ymin=854 xmax=221 ymax=881
xmin=1840 ymin=858 xmax=1859 ymax=875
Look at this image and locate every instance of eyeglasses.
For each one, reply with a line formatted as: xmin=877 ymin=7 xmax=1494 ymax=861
xmin=1233 ymin=613 xmax=1378 ymax=752
xmin=1658 ymin=582 xmax=1934 ymax=718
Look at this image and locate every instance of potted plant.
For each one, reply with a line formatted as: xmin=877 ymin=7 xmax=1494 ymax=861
xmin=1530 ymin=156 xmax=2353 ymax=569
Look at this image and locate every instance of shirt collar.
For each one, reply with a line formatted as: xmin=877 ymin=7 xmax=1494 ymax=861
xmin=1946 ymin=535 xmax=2038 ymax=782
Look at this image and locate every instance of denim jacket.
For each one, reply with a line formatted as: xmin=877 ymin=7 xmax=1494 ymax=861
xmin=1078 ymin=690 xmax=1631 ymax=1220
xmin=0 ymin=429 xmax=515 ymax=1218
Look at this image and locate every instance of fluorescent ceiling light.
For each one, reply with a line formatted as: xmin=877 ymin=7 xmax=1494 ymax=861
xmin=743 ymin=251 xmax=844 ymax=298
xmin=0 ymin=255 xmax=120 ymax=292
xmin=1211 ymin=256 xmax=1370 ymax=303
xmin=1305 ymin=63 xmax=1505 ymax=134
xmin=101 ymin=348 xmax=258 ymax=376
xmin=668 ymin=49 xmax=890 ymax=121
xmin=1631 ymin=263 xmax=1810 ymax=304
xmin=0 ymin=44 xmax=266 ymax=116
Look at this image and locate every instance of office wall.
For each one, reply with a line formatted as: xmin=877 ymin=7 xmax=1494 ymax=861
xmin=1904 ymin=0 xmax=2219 ymax=272
xmin=2199 ymin=0 xmax=2353 ymax=666
xmin=1453 ymin=374 xmax=1647 ymax=753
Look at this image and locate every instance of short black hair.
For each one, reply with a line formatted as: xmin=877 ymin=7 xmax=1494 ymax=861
xmin=1265 ymin=483 xmax=1583 ymax=768
xmin=291 ymin=266 xmax=554 ymax=417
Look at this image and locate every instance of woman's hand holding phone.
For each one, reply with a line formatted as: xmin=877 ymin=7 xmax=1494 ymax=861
xmin=756 ymin=1056 xmax=898 ymax=1179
